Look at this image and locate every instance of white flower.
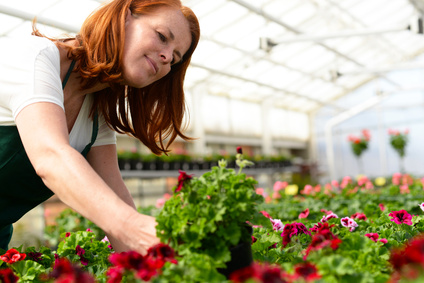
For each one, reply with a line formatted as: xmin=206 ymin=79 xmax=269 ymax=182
xmin=420 ymin=202 xmax=424 ymax=212
xmin=270 ymin=218 xmax=285 ymax=231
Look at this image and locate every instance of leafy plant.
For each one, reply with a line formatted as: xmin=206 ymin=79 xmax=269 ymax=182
xmin=155 ymin=149 xmax=264 ymax=280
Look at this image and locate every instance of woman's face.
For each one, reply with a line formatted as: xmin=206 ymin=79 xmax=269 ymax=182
xmin=122 ymin=6 xmax=191 ymax=88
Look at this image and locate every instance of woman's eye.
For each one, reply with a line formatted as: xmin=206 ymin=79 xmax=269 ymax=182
xmin=158 ymin=32 xmax=166 ymax=42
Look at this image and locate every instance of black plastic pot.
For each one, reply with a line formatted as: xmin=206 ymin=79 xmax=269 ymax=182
xmin=217 ymin=225 xmax=253 ymax=278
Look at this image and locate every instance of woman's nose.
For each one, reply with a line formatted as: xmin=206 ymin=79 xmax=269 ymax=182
xmin=160 ymin=48 xmax=173 ymax=64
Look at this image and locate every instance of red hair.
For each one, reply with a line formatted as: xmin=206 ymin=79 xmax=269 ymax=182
xmin=33 ymin=0 xmax=200 ymax=155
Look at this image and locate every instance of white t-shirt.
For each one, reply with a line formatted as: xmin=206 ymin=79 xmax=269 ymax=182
xmin=0 ymin=35 xmax=116 ymax=152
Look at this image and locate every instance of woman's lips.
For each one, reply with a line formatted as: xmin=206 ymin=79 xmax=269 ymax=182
xmin=146 ymin=56 xmax=158 ymax=74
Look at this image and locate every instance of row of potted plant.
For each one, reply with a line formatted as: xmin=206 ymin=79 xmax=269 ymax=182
xmin=2 ymin=151 xmax=424 ymax=282
xmin=117 ymin=150 xmax=292 ymax=171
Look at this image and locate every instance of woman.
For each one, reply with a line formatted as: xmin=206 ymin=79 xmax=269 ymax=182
xmin=0 ymin=0 xmax=200 ymax=254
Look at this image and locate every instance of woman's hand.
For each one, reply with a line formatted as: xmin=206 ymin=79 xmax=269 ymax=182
xmin=117 ymin=213 xmax=160 ymax=254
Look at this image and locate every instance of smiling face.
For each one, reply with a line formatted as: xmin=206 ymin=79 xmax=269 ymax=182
xmin=122 ymin=6 xmax=191 ymax=88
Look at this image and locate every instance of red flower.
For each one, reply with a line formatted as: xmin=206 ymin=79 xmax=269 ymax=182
xmin=51 ymin=257 xmax=95 ymax=283
xmin=379 ymin=203 xmax=386 ymax=211
xmin=0 ymin=268 xmax=19 ymax=283
xmin=146 ymin=243 xmax=178 ymax=269
xmin=293 ymin=262 xmax=321 ymax=282
xmin=109 ymin=251 xmax=145 ymax=270
xmin=252 ymin=236 xmax=257 ymax=244
xmin=309 ymin=222 xmax=334 ymax=233
xmin=106 ymin=267 xmax=124 ymax=283
xmin=389 ymin=235 xmax=424 ymax=280
xmin=303 ymin=229 xmax=341 ymax=260
xmin=236 ymin=146 xmax=243 ymax=154
xmin=351 ymin=212 xmax=367 ymax=221
xmin=65 ymin=232 xmax=71 ymax=237
xmin=175 ymin=170 xmax=193 ymax=193
xmin=230 ymin=262 xmax=288 ymax=283
xmin=0 ymin=249 xmax=26 ymax=264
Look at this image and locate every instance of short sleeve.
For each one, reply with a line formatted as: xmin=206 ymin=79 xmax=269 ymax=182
xmin=9 ymin=37 xmax=64 ymax=120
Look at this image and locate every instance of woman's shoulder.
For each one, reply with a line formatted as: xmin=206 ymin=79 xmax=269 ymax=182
xmin=0 ymin=35 xmax=59 ymax=63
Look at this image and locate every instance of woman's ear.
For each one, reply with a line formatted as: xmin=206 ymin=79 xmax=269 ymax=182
xmin=125 ymin=8 xmax=132 ymax=26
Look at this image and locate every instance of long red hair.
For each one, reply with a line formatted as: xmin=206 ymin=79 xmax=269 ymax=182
xmin=33 ymin=0 xmax=200 ymax=155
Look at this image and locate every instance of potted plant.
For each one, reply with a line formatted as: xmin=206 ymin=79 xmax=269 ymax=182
xmin=388 ymin=129 xmax=409 ymax=173
xmin=155 ymin=147 xmax=263 ymax=280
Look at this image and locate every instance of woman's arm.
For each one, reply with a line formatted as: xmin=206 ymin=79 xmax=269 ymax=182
xmin=86 ymin=144 xmax=159 ymax=252
xmin=15 ymin=102 xmax=158 ymax=254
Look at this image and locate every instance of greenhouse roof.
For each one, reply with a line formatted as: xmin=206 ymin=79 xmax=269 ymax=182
xmin=1 ymin=0 xmax=424 ymax=114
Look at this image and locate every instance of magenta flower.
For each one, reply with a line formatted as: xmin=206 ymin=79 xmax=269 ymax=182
xmin=351 ymin=212 xmax=367 ymax=221
xmin=389 ymin=210 xmax=413 ymax=225
xmin=75 ymin=245 xmax=89 ymax=266
xmin=175 ymin=170 xmax=193 ymax=193
xmin=365 ymin=233 xmax=388 ymax=244
xmin=281 ymin=222 xmax=310 ymax=247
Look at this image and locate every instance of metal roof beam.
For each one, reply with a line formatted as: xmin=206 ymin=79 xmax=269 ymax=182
xmin=190 ymin=62 xmax=344 ymax=110
xmin=0 ymin=4 xmax=80 ymax=32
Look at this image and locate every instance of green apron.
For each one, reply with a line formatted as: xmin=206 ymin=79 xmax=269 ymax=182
xmin=0 ymin=60 xmax=98 ymax=250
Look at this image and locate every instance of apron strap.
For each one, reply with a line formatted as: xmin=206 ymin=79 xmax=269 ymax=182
xmin=62 ymin=60 xmax=76 ymax=89
xmin=80 ymin=110 xmax=99 ymax=157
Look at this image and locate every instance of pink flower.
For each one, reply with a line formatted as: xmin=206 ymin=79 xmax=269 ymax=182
xmin=379 ymin=238 xmax=388 ymax=244
xmin=255 ymin=188 xmax=265 ymax=196
xmin=400 ymin=184 xmax=410 ymax=194
xmin=392 ymin=172 xmax=402 ymax=185
xmin=340 ymin=217 xmax=358 ymax=232
xmin=301 ymin=184 xmax=313 ymax=195
xmin=321 ymin=212 xmax=338 ymax=223
xmin=299 ymin=208 xmax=310 ymax=219
xmin=389 ymin=210 xmax=413 ymax=225
xmin=175 ymin=170 xmax=193 ymax=193
xmin=379 ymin=203 xmax=386 ymax=211
xmin=331 ymin=180 xmax=339 ymax=189
xmin=272 ymin=191 xmax=281 ymax=199
xmin=273 ymin=181 xmax=287 ymax=192
xmin=270 ymin=219 xmax=284 ymax=231
xmin=340 ymin=176 xmax=352 ymax=189
xmin=86 ymin=228 xmax=92 ymax=232
xmin=101 ymin=236 xmax=109 ymax=243
xmin=420 ymin=203 xmax=424 ymax=212
xmin=156 ymin=198 xmax=166 ymax=208
xmin=260 ymin=211 xmax=271 ymax=219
